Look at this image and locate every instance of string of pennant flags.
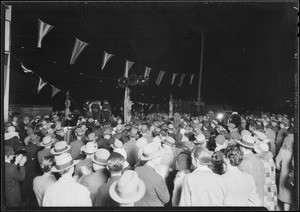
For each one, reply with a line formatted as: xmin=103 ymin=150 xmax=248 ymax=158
xmin=35 ymin=18 xmax=196 ymax=87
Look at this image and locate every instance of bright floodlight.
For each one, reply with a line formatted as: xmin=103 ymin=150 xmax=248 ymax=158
xmin=217 ymin=113 xmax=224 ymax=119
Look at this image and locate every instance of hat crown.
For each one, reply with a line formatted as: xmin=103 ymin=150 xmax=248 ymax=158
xmin=42 ymin=135 xmax=52 ymax=144
xmin=54 ymin=141 xmax=68 ymax=151
xmin=85 ymin=142 xmax=97 ymax=152
xmin=94 ymin=149 xmax=110 ymax=164
xmin=258 ymin=142 xmax=269 ymax=152
xmin=88 ymin=133 xmax=97 ymax=140
xmin=55 ymin=153 xmax=73 ymax=166
xmin=142 ymin=143 xmax=162 ymax=158
xmin=242 ymin=135 xmax=256 ymax=144
xmin=114 ymin=148 xmax=127 ymax=159
xmin=113 ymin=139 xmax=123 ymax=148
xmin=117 ymin=171 xmax=139 ymax=194
xmin=196 ymin=134 xmax=206 ymax=142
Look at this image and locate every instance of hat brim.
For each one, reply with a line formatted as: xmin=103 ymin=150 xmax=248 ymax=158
xmin=51 ymin=160 xmax=79 ymax=172
xmin=50 ymin=145 xmax=71 ymax=155
xmin=80 ymin=145 xmax=97 ymax=154
xmin=235 ymin=139 xmax=254 ymax=149
xmin=193 ymin=139 xmax=208 ymax=144
xmin=109 ymin=179 xmax=146 ymax=204
xmin=90 ymin=154 xmax=107 ymax=165
xmin=140 ymin=149 xmax=165 ymax=161
xmin=40 ymin=139 xmax=55 ymax=147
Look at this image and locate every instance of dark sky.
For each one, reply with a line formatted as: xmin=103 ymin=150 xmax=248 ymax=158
xmin=7 ymin=1 xmax=298 ymax=114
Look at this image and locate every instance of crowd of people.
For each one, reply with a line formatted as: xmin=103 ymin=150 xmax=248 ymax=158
xmin=4 ymin=108 xmax=295 ymax=210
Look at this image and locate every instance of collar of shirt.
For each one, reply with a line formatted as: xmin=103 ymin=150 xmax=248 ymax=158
xmin=194 ymin=165 xmax=212 ymax=172
xmin=227 ymin=166 xmax=239 ymax=171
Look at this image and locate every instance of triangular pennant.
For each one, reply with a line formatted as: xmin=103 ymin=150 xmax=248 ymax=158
xmin=101 ymin=51 xmax=114 ymax=70
xmin=70 ymin=38 xmax=89 ymax=65
xmin=37 ymin=77 xmax=47 ymax=93
xmin=124 ymin=60 xmax=134 ymax=77
xmin=171 ymin=73 xmax=178 ymax=85
xmin=178 ymin=74 xmax=186 ymax=87
xmin=190 ymin=74 xmax=195 ymax=85
xmin=155 ymin=71 xmax=166 ymax=86
xmin=20 ymin=63 xmax=33 ymax=73
xmin=51 ymin=85 xmax=61 ymax=98
xmin=37 ymin=19 xmax=54 ymax=48
xmin=144 ymin=66 xmax=152 ymax=78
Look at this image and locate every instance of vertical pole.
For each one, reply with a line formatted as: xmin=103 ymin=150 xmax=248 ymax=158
xmin=4 ymin=5 xmax=12 ymax=122
xmin=197 ymin=30 xmax=205 ymax=114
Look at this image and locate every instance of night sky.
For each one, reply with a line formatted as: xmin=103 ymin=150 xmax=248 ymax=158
xmin=6 ymin=1 xmax=298 ymax=115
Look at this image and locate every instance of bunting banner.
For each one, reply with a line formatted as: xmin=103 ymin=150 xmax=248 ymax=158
xmin=21 ymin=63 xmax=33 ymax=73
xmin=124 ymin=60 xmax=134 ymax=77
xmin=51 ymin=85 xmax=61 ymax=98
xmin=149 ymin=104 xmax=154 ymax=111
xmin=37 ymin=19 xmax=54 ymax=48
xmin=37 ymin=77 xmax=47 ymax=93
xmin=169 ymin=94 xmax=173 ymax=117
xmin=124 ymin=87 xmax=133 ymax=124
xmin=171 ymin=73 xmax=178 ymax=85
xmin=190 ymin=74 xmax=195 ymax=85
xmin=144 ymin=66 xmax=152 ymax=78
xmin=178 ymin=74 xmax=186 ymax=87
xmin=155 ymin=70 xmax=166 ymax=86
xmin=70 ymin=38 xmax=89 ymax=65
xmin=101 ymin=51 xmax=114 ymax=70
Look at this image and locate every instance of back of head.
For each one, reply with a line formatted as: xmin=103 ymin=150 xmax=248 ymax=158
xmin=40 ymin=155 xmax=55 ymax=173
xmin=107 ymin=152 xmax=125 ymax=172
xmin=192 ymin=146 xmax=212 ymax=166
xmin=5 ymin=146 xmax=14 ymax=157
xmin=176 ymin=152 xmax=191 ymax=171
xmin=224 ymin=145 xmax=244 ymax=167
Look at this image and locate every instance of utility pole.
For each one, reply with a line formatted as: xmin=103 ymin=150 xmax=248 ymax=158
xmin=197 ymin=30 xmax=205 ymax=114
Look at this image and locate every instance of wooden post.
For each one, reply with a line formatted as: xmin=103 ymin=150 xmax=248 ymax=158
xmin=197 ymin=30 xmax=205 ymax=114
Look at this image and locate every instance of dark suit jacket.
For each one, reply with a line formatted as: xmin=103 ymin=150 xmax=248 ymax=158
xmin=94 ymin=176 xmax=120 ymax=206
xmin=69 ymin=139 xmax=85 ymax=160
xmin=37 ymin=148 xmax=51 ymax=164
xmin=5 ymin=162 xmax=26 ymax=207
xmin=135 ymin=165 xmax=170 ymax=206
xmin=5 ymin=136 xmax=24 ymax=153
xmin=80 ymin=168 xmax=110 ymax=205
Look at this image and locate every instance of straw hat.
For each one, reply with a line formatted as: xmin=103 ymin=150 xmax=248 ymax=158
xmin=254 ymin=142 xmax=270 ymax=154
xmin=91 ymin=149 xmax=110 ymax=165
xmin=51 ymin=153 xmax=79 ymax=172
xmin=136 ymin=137 xmax=148 ymax=149
xmin=129 ymin=128 xmax=138 ymax=137
xmin=236 ymin=135 xmax=256 ymax=149
xmin=140 ymin=142 xmax=165 ymax=161
xmin=214 ymin=134 xmax=226 ymax=145
xmin=80 ymin=142 xmax=98 ymax=154
xmin=253 ymin=130 xmax=268 ymax=142
xmin=109 ymin=170 xmax=146 ymax=204
xmin=87 ymin=133 xmax=98 ymax=141
xmin=194 ymin=134 xmax=207 ymax=144
xmin=40 ymin=135 xmax=54 ymax=147
xmin=50 ymin=141 xmax=71 ymax=155
xmin=110 ymin=139 xmax=124 ymax=149
xmin=163 ymin=136 xmax=176 ymax=146
xmin=29 ymin=134 xmax=41 ymax=143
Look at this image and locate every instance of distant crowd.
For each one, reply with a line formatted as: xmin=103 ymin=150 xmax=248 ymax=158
xmin=4 ymin=108 xmax=295 ymax=210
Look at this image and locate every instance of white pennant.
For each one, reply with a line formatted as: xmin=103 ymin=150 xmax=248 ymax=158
xmin=38 ymin=77 xmax=47 ymax=93
xmin=190 ymin=74 xmax=195 ymax=85
xmin=124 ymin=60 xmax=134 ymax=77
xmin=178 ymin=74 xmax=186 ymax=87
xmin=171 ymin=73 xmax=178 ymax=85
xmin=37 ymin=19 xmax=54 ymax=48
xmin=144 ymin=66 xmax=152 ymax=78
xmin=51 ymin=85 xmax=61 ymax=98
xmin=70 ymin=38 xmax=89 ymax=65
xmin=21 ymin=63 xmax=33 ymax=73
xmin=155 ymin=70 xmax=166 ymax=86
xmin=101 ymin=51 xmax=114 ymax=70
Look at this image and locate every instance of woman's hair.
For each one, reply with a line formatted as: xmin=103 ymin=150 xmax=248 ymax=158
xmin=209 ymin=151 xmax=225 ymax=175
xmin=192 ymin=147 xmax=212 ymax=166
xmin=40 ymin=155 xmax=55 ymax=172
xmin=107 ymin=152 xmax=125 ymax=172
xmin=224 ymin=145 xmax=244 ymax=167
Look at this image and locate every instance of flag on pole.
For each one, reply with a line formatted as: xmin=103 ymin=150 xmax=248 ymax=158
xmin=124 ymin=87 xmax=133 ymax=124
xmin=37 ymin=19 xmax=54 ymax=48
xmin=144 ymin=66 xmax=152 ymax=78
xmin=171 ymin=73 xmax=177 ymax=85
xmin=101 ymin=51 xmax=113 ymax=70
xmin=70 ymin=38 xmax=89 ymax=65
xmin=190 ymin=74 xmax=195 ymax=85
xmin=21 ymin=63 xmax=33 ymax=73
xmin=37 ymin=77 xmax=47 ymax=93
xmin=124 ymin=60 xmax=134 ymax=77
xmin=178 ymin=74 xmax=186 ymax=87
xmin=169 ymin=94 xmax=173 ymax=117
xmin=155 ymin=70 xmax=166 ymax=86
xmin=51 ymin=85 xmax=61 ymax=98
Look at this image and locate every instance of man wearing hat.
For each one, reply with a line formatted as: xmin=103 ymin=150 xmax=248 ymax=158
xmin=270 ymin=118 xmax=280 ymax=135
xmin=94 ymin=152 xmax=125 ymax=206
xmin=42 ymin=153 xmax=92 ymax=206
xmin=275 ymin=119 xmax=289 ymax=156
xmin=5 ymin=126 xmax=24 ymax=153
xmin=38 ymin=135 xmax=55 ymax=164
xmin=236 ymin=134 xmax=266 ymax=205
xmin=214 ymin=134 xmax=228 ymax=152
xmin=74 ymin=142 xmax=98 ymax=175
xmin=69 ymin=128 xmax=86 ymax=160
xmin=193 ymin=134 xmax=208 ymax=149
xmin=109 ymin=170 xmax=146 ymax=207
xmin=80 ymin=148 xmax=110 ymax=205
xmin=134 ymin=142 xmax=170 ymax=206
